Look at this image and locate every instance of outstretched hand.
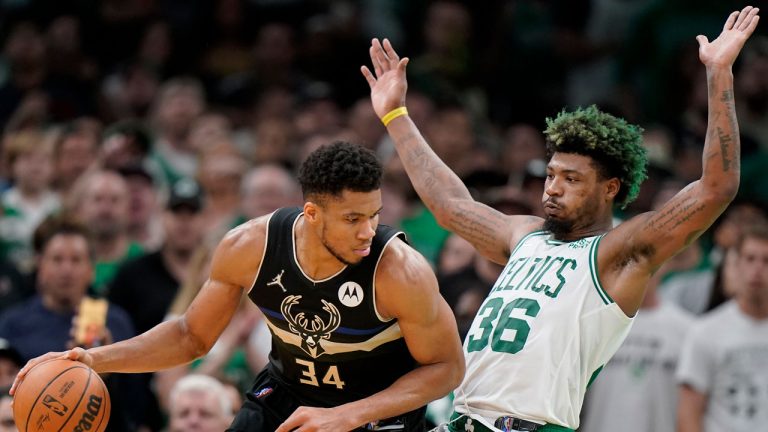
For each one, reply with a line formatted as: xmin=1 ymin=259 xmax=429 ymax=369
xmin=698 ymin=6 xmax=760 ymax=68
xmin=361 ymin=38 xmax=409 ymax=120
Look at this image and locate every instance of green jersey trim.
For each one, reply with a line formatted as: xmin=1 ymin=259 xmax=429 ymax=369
xmin=589 ymin=234 xmax=613 ymax=305
xmin=510 ymin=230 xmax=547 ymax=257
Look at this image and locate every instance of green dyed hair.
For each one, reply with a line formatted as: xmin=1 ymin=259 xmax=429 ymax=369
xmin=543 ymin=105 xmax=647 ymax=209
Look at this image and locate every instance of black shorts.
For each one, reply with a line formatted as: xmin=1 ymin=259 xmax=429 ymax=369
xmin=226 ymin=369 xmax=427 ymax=431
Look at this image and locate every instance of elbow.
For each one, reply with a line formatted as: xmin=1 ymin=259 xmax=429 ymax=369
xmin=178 ymin=316 xmax=214 ymax=359
xmin=701 ymin=179 xmax=739 ymax=206
xmin=445 ymin=353 xmax=466 ymax=391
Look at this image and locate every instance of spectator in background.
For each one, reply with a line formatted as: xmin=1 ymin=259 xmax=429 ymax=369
xmin=109 ymin=178 xmax=205 ymax=335
xmin=71 ymin=169 xmax=143 ymax=294
xmin=197 ymin=143 xmax=247 ymax=239
xmin=0 ymin=130 xmax=59 ymax=274
xmin=149 ymin=77 xmax=206 ymax=186
xmin=116 ymin=164 xmax=163 ymax=250
xmin=0 ymin=339 xmax=23 ymax=388
xmin=51 ymin=118 xmax=101 ymax=196
xmin=0 ymin=387 xmax=16 ymax=432
xmin=499 ymin=123 xmax=546 ymax=188
xmin=99 ymin=120 xmax=154 ymax=171
xmin=0 ymin=21 xmax=48 ymax=129
xmin=677 ymin=223 xmax=768 ymax=432
xmin=581 ymin=265 xmax=693 ymax=432
xmin=239 ymin=164 xmax=301 ymax=222
xmin=0 ymin=215 xmax=141 ymax=431
xmin=0 ymin=215 xmax=134 ymax=360
xmin=168 ymin=374 xmax=234 ymax=432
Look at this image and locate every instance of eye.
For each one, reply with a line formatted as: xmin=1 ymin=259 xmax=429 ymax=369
xmin=566 ymin=177 xmax=576 ymax=183
xmin=546 ymin=174 xmax=554 ymax=180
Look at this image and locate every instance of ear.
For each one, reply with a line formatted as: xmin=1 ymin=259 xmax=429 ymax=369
xmin=605 ymin=177 xmax=620 ymax=201
xmin=303 ymin=201 xmax=321 ymax=225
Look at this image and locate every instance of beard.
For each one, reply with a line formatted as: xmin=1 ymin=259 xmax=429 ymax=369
xmin=321 ymin=224 xmax=361 ymax=266
xmin=543 ymin=217 xmax=574 ymax=240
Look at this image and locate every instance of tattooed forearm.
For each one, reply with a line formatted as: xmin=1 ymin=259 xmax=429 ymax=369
xmin=717 ymin=126 xmax=733 ymax=171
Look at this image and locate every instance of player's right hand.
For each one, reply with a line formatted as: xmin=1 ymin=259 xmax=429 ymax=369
xmin=9 ymin=347 xmax=92 ymax=396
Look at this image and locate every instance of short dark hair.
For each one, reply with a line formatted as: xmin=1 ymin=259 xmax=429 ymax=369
xmin=32 ymin=214 xmax=93 ymax=259
xmin=736 ymin=223 xmax=768 ymax=253
xmin=544 ymin=105 xmax=647 ymax=209
xmin=298 ymin=141 xmax=382 ymax=202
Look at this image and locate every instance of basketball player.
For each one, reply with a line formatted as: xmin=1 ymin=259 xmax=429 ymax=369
xmin=361 ymin=6 xmax=760 ymax=431
xmin=13 ymin=142 xmax=465 ymax=431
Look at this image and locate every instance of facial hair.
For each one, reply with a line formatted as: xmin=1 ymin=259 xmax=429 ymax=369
xmin=543 ymin=217 xmax=574 ymax=240
xmin=321 ymin=224 xmax=360 ymax=266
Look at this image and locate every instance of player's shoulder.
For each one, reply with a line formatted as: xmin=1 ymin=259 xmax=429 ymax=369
xmin=376 ymin=237 xmax=436 ymax=290
xmin=219 ymin=214 xmax=271 ymax=251
xmin=210 ymin=214 xmax=272 ymax=282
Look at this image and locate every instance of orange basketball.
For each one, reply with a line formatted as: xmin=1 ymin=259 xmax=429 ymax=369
xmin=12 ymin=359 xmax=110 ymax=432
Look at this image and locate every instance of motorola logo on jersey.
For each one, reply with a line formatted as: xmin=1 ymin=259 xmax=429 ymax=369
xmin=338 ymin=282 xmax=364 ymax=307
xmin=281 ymin=295 xmax=341 ymax=358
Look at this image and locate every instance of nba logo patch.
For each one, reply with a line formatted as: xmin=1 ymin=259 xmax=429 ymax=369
xmin=252 ymin=387 xmax=273 ymax=399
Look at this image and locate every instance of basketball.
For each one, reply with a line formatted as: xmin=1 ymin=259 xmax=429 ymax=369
xmin=12 ymin=359 xmax=110 ymax=432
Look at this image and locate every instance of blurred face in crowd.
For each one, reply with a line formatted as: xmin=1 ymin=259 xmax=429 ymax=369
xmin=169 ymin=390 xmax=231 ymax=432
xmin=56 ymin=133 xmax=97 ymax=189
xmin=163 ymin=207 xmax=204 ymax=256
xmin=737 ymin=236 xmax=768 ymax=306
xmin=78 ymin=172 xmax=129 ymax=239
xmin=0 ymin=358 xmax=19 ymax=388
xmin=241 ymin=165 xmax=300 ymax=219
xmin=100 ymin=133 xmax=146 ymax=169
xmin=439 ymin=234 xmax=476 ymax=276
xmin=502 ymin=124 xmax=545 ymax=174
xmin=38 ymin=234 xmax=93 ymax=311
xmin=0 ymin=395 xmax=16 ymax=432
xmin=124 ymin=175 xmax=157 ymax=228
xmin=13 ymin=148 xmax=53 ymax=194
xmin=154 ymin=82 xmax=205 ymax=140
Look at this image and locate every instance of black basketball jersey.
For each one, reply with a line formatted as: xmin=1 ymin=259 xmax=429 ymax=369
xmin=249 ymin=207 xmax=418 ymax=406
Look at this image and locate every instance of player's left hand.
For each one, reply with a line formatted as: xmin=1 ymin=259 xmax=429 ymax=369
xmin=275 ymin=405 xmax=359 ymax=432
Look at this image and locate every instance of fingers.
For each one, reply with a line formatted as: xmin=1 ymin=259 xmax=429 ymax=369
xmin=398 ymin=57 xmax=410 ymax=73
xmin=360 ymin=66 xmax=376 ymax=88
xmin=372 ymin=39 xmax=391 ymax=74
xmin=696 ymin=35 xmax=709 ymax=47
xmin=740 ymin=8 xmax=760 ymax=32
xmin=382 ymin=38 xmax=400 ymax=63
xmin=724 ymin=10 xmax=739 ymax=31
xmin=369 ymin=45 xmax=383 ymax=78
xmin=733 ymin=6 xmax=752 ymax=30
xmin=747 ymin=15 xmax=761 ymax=35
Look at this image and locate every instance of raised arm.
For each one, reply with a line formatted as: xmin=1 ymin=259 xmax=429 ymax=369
xmin=601 ymin=7 xmax=760 ymax=314
xmin=11 ymin=219 xmax=267 ymax=393
xmin=361 ymin=39 xmax=541 ymax=264
xmin=275 ymin=239 xmax=465 ymax=432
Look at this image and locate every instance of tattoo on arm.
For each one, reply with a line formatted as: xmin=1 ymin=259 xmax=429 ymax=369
xmin=646 ymin=195 xmax=708 ymax=233
xmin=717 ymin=126 xmax=733 ymax=172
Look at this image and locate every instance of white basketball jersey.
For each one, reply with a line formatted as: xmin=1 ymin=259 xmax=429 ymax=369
xmin=453 ymin=231 xmax=633 ymax=429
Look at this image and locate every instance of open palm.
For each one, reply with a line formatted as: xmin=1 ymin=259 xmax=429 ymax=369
xmin=698 ymin=6 xmax=760 ymax=67
xmin=361 ymin=38 xmax=409 ymax=119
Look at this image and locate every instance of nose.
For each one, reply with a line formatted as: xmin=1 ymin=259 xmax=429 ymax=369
xmin=357 ymin=219 xmax=376 ymax=241
xmin=545 ymin=177 xmax=562 ymax=197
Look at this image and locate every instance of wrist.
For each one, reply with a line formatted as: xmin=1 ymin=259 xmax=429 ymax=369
xmin=381 ymin=106 xmax=408 ymax=126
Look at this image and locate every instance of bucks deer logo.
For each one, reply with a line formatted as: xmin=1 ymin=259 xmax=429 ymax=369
xmin=280 ymin=295 xmax=341 ymax=358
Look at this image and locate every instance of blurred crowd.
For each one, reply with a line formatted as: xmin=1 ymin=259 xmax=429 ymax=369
xmin=0 ymin=0 xmax=767 ymax=431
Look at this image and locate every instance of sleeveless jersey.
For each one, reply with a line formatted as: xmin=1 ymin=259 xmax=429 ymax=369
xmin=248 ymin=207 xmax=416 ymax=406
xmin=453 ymin=231 xmax=633 ymax=429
